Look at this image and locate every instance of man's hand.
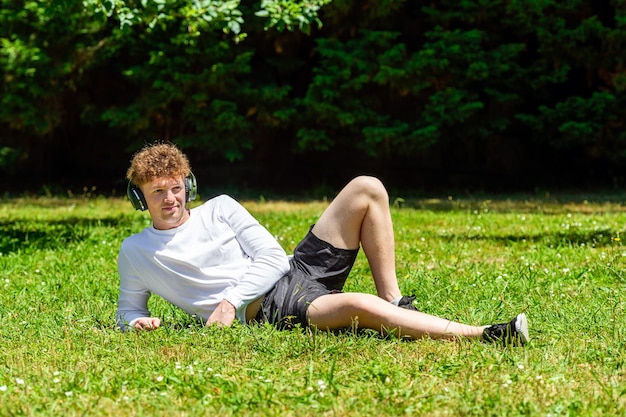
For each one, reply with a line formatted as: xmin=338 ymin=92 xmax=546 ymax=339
xmin=207 ymin=299 xmax=236 ymax=327
xmin=133 ymin=317 xmax=161 ymax=331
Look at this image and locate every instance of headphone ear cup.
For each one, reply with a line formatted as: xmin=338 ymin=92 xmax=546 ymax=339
xmin=127 ymin=182 xmax=148 ymax=211
xmin=185 ymin=172 xmax=198 ymax=202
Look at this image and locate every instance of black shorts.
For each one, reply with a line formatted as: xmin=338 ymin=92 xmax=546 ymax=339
xmin=255 ymin=228 xmax=358 ymax=329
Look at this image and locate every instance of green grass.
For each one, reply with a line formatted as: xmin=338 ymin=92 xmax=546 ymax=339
xmin=1 ymin=192 xmax=625 ymax=416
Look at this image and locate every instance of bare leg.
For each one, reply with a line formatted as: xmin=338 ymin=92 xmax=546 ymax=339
xmin=311 ymin=176 xmax=401 ymax=301
xmin=307 ymin=293 xmax=486 ymax=340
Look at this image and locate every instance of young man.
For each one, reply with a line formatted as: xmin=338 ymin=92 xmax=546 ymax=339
xmin=116 ymin=142 xmax=529 ymax=346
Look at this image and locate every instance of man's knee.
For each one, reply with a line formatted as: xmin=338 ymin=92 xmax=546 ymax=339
xmin=343 ymin=293 xmax=380 ymax=314
xmin=348 ymin=176 xmax=388 ymax=201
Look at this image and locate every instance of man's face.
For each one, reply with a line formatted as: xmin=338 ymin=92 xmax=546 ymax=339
xmin=140 ymin=176 xmax=190 ymax=230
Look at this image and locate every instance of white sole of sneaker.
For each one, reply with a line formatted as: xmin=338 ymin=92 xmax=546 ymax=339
xmin=515 ymin=313 xmax=529 ymax=344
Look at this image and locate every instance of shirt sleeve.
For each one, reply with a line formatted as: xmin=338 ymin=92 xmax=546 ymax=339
xmin=116 ymin=245 xmax=151 ymax=331
xmin=217 ymin=196 xmax=290 ymax=314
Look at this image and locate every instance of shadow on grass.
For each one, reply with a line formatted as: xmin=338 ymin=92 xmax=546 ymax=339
xmin=405 ymin=195 xmax=626 ymax=214
xmin=1 ymin=216 xmax=622 ymax=254
xmin=0 ymin=217 xmax=137 ymax=254
xmin=460 ymin=229 xmax=619 ymax=246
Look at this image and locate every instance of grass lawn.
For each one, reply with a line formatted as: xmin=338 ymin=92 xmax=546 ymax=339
xmin=1 ymin=190 xmax=625 ymax=416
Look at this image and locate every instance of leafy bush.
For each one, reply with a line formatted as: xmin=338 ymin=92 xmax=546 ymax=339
xmin=2 ymin=0 xmax=626 ymax=189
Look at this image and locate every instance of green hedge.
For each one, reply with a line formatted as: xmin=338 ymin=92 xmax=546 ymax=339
xmin=1 ymin=0 xmax=625 ymax=190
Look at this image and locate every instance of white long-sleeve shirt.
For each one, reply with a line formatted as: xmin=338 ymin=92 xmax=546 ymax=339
xmin=116 ymin=194 xmax=290 ymax=331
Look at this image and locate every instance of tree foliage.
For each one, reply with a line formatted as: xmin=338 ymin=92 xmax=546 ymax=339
xmin=1 ymin=0 xmax=625 ymax=190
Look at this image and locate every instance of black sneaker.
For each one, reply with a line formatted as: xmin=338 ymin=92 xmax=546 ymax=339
xmin=482 ymin=313 xmax=529 ymax=346
xmin=395 ymin=295 xmax=420 ymax=312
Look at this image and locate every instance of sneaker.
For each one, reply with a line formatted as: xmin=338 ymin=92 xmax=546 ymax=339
xmin=482 ymin=313 xmax=529 ymax=346
xmin=394 ymin=295 xmax=420 ymax=312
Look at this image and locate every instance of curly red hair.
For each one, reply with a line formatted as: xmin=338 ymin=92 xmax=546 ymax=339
xmin=126 ymin=142 xmax=191 ymax=186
